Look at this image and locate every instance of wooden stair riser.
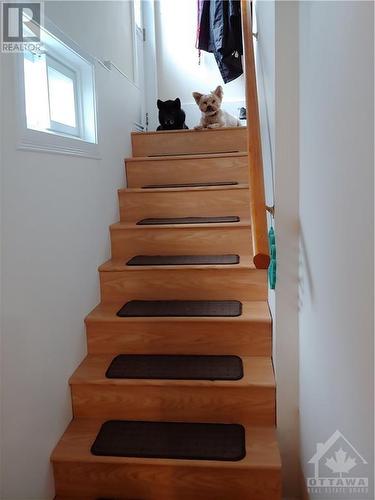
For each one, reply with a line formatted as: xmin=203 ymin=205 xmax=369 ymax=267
xmin=131 ymin=127 xmax=247 ymax=157
xmin=118 ymin=187 xmax=251 ymax=222
xmin=99 ymin=268 xmax=267 ymax=302
xmin=125 ymin=154 xmax=249 ymax=188
xmin=53 ymin=461 xmax=281 ymax=500
xmin=86 ymin=322 xmax=272 ymax=357
xmin=110 ymin=225 xmax=252 ymax=260
xmin=71 ymin=384 xmax=275 ymax=426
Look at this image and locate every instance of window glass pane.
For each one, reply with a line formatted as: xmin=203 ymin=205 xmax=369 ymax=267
xmin=47 ymin=65 xmax=77 ymax=128
xmin=24 ymin=51 xmax=50 ymax=130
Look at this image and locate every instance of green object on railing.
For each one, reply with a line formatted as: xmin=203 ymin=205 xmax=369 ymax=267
xmin=270 ymin=243 xmax=276 ymax=261
xmin=269 ymin=226 xmax=275 ymax=245
xmin=268 ymin=227 xmax=277 ymax=289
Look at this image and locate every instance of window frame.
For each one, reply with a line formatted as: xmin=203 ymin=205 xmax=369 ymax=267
xmin=16 ymin=15 xmax=100 ymax=159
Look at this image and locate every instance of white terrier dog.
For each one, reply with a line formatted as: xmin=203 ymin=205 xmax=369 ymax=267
xmin=192 ymin=85 xmax=241 ymax=129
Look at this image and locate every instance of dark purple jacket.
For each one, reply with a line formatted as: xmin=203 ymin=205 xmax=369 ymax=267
xmin=196 ymin=0 xmax=243 ymax=83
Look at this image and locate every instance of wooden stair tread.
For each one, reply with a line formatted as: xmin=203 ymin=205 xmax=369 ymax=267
xmin=51 ymin=418 xmax=281 ymax=470
xmin=119 ymin=183 xmax=249 ymax=194
xmin=125 ymin=151 xmax=248 ymax=162
xmin=85 ymin=301 xmax=271 ymax=325
xmin=99 ymin=256 xmax=255 ymax=272
xmin=110 ymin=220 xmax=251 ymax=231
xmin=131 ymin=126 xmax=246 ymax=136
xmin=69 ymin=354 xmax=275 ymax=388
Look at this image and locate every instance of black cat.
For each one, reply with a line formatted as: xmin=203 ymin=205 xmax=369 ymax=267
xmin=157 ymin=98 xmax=188 ymax=130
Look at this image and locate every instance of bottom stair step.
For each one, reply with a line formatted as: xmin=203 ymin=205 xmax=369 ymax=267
xmin=91 ymin=420 xmax=246 ymax=461
xmin=52 ymin=418 xmax=282 ymax=500
xmin=117 ymin=300 xmax=242 ymax=317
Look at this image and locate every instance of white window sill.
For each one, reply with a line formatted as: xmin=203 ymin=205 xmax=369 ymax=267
xmin=17 ymin=127 xmax=101 ymax=159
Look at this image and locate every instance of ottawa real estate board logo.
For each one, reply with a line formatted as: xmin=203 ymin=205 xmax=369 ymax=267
xmin=307 ymin=430 xmax=369 ymax=498
xmin=1 ymin=2 xmax=43 ymax=53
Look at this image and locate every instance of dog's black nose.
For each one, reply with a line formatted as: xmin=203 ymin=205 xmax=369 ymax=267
xmin=207 ymin=106 xmax=213 ymax=112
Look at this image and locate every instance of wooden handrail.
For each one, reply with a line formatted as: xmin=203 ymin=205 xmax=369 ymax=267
xmin=241 ymin=0 xmax=270 ymax=269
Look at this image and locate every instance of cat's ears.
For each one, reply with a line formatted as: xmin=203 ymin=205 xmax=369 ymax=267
xmin=213 ymin=85 xmax=223 ymax=99
xmin=157 ymin=98 xmax=181 ymax=109
xmin=192 ymin=92 xmax=203 ymax=104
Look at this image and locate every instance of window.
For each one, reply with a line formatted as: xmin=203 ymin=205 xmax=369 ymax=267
xmin=18 ymin=15 xmax=98 ymax=156
xmin=24 ymin=52 xmax=81 ymax=137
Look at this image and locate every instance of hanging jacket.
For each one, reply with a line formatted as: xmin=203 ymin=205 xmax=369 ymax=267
xmin=196 ymin=0 xmax=243 ymax=84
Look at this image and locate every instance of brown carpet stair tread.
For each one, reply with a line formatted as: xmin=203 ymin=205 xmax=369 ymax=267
xmin=116 ymin=300 xmax=242 ymax=318
xmin=90 ymin=420 xmax=246 ymax=462
xmin=105 ymin=354 xmax=244 ymax=380
xmin=136 ymin=216 xmax=240 ymax=225
xmin=51 ymin=418 xmax=281 ymax=469
xmin=126 ymin=255 xmax=240 ymax=266
xmin=142 ymin=181 xmax=238 ymax=188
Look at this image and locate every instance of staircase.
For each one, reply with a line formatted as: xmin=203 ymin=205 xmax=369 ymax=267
xmin=51 ymin=126 xmax=281 ymax=500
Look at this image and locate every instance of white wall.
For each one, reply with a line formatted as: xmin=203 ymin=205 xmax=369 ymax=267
xmin=46 ymin=1 xmax=135 ymax=80
xmin=274 ymin=3 xmax=301 ymax=498
xmin=154 ymin=0 xmax=245 ymax=128
xmin=254 ymin=1 xmax=301 ymax=498
xmin=298 ymin=2 xmax=374 ymax=498
xmin=255 ymin=2 xmax=373 ymax=499
xmin=143 ymin=0 xmax=159 ymax=131
xmin=0 ymin=2 xmax=140 ymax=499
